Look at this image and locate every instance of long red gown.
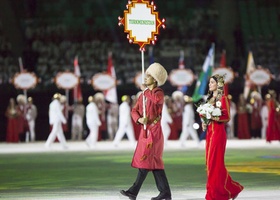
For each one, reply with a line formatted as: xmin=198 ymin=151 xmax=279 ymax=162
xmin=236 ymin=103 xmax=251 ymax=139
xmin=5 ymin=108 xmax=20 ymax=143
xmin=266 ymin=99 xmax=280 ymax=142
xmin=205 ymin=96 xmax=244 ymax=200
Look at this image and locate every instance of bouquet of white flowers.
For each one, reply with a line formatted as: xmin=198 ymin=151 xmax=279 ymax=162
xmin=196 ymin=102 xmax=222 ymax=124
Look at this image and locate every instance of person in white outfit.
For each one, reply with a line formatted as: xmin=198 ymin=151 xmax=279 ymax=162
xmin=113 ymin=95 xmax=136 ymax=147
xmin=45 ymin=93 xmax=68 ymax=149
xmin=26 ymin=97 xmax=37 ymax=142
xmin=85 ymin=95 xmax=101 ymax=148
xmin=227 ymin=94 xmax=236 ymax=139
xmin=179 ymin=95 xmax=200 ymax=147
xmin=71 ymin=99 xmax=85 ymax=140
xmin=161 ymin=96 xmax=173 ymax=145
xmin=260 ymin=94 xmax=269 ymax=139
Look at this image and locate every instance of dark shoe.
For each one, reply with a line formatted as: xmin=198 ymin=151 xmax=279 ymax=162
xmin=120 ymin=190 xmax=136 ymax=200
xmin=151 ymin=193 xmax=172 ymax=200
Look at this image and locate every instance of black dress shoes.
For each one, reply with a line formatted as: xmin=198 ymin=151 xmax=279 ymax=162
xmin=151 ymin=192 xmax=172 ymax=200
xmin=120 ymin=190 xmax=137 ymax=200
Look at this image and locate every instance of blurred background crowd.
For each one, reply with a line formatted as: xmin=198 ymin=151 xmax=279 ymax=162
xmin=0 ymin=0 xmax=280 ymax=142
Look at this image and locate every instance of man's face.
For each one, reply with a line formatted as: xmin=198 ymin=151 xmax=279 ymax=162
xmin=144 ymin=73 xmax=155 ymax=86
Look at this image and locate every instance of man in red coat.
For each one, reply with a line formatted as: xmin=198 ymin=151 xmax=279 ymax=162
xmin=120 ymin=63 xmax=172 ymax=200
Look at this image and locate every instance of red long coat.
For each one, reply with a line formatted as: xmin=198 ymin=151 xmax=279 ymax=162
xmin=131 ymin=88 xmax=165 ymax=170
xmin=205 ymin=96 xmax=243 ymax=200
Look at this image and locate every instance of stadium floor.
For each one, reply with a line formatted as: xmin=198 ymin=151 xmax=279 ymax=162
xmin=0 ymin=139 xmax=280 ymax=200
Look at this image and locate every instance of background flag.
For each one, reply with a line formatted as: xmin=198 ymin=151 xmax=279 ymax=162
xmin=243 ymin=51 xmax=255 ymax=100
xmin=192 ymin=44 xmax=215 ymax=102
xmin=177 ymin=50 xmax=188 ymax=94
xmin=104 ymin=52 xmax=118 ymax=104
xmin=73 ymin=56 xmax=83 ymax=102
xmin=219 ymin=50 xmax=228 ymax=96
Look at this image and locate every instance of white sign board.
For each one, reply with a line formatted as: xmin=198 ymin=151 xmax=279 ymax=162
xmin=249 ymin=68 xmax=271 ymax=86
xmin=92 ymin=73 xmax=116 ymax=91
xmin=13 ymin=72 xmax=38 ymax=90
xmin=55 ymin=72 xmax=79 ymax=89
xmin=169 ymin=69 xmax=194 ymax=86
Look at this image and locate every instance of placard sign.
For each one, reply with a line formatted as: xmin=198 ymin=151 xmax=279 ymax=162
xmin=13 ymin=72 xmax=38 ymax=90
xmin=249 ymin=68 xmax=271 ymax=86
xmin=169 ymin=69 xmax=194 ymax=86
xmin=91 ymin=73 xmax=116 ymax=91
xmin=212 ymin=67 xmax=235 ymax=84
xmin=118 ymin=0 xmax=165 ymax=50
xmin=55 ymin=72 xmax=79 ymax=89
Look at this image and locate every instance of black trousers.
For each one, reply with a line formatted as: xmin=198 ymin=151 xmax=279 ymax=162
xmin=128 ymin=168 xmax=171 ymax=196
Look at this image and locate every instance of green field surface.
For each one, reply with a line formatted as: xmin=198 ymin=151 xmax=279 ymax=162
xmin=0 ymin=148 xmax=279 ymax=198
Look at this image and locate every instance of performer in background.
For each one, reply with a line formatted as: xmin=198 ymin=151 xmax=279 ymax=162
xmin=260 ymin=95 xmax=269 ymax=139
xmin=113 ymin=95 xmax=135 ymax=147
xmin=85 ymin=95 xmax=101 ymax=148
xmin=179 ymin=95 xmax=200 ymax=147
xmin=120 ymin=63 xmax=172 ymax=200
xmin=236 ymin=94 xmax=251 ymax=139
xmin=249 ymin=91 xmax=262 ymax=138
xmin=107 ymin=102 xmax=119 ymax=140
xmin=266 ymin=90 xmax=280 ymax=142
xmin=71 ymin=99 xmax=85 ymax=140
xmin=94 ymin=92 xmax=107 ymax=140
xmin=200 ymin=74 xmax=243 ymax=200
xmin=26 ymin=97 xmax=37 ymax=142
xmin=5 ymin=98 xmax=20 ymax=143
xmin=169 ymin=91 xmax=184 ymax=140
xmin=45 ymin=93 xmax=68 ymax=149
xmin=161 ymin=96 xmax=173 ymax=145
xmin=227 ymin=94 xmax=236 ymax=139
xmin=16 ymin=94 xmax=29 ymax=142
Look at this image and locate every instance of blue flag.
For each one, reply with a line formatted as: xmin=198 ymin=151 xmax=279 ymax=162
xmin=192 ymin=44 xmax=215 ymax=102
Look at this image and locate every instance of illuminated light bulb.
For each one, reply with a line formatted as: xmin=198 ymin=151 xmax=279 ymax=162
xmin=193 ymin=123 xmax=200 ymax=130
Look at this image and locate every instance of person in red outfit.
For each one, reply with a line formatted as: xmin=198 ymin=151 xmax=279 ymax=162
xmin=236 ymin=94 xmax=251 ymax=139
xmin=201 ymin=74 xmax=243 ymax=200
xmin=266 ymin=90 xmax=280 ymax=142
xmin=5 ymin=98 xmax=20 ymax=142
xmin=120 ymin=63 xmax=171 ymax=200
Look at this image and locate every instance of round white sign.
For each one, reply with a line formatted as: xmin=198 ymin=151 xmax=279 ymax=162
xmin=92 ymin=73 xmax=116 ymax=91
xmin=13 ymin=72 xmax=38 ymax=89
xmin=169 ymin=69 xmax=194 ymax=86
xmin=249 ymin=68 xmax=271 ymax=86
xmin=212 ymin=67 xmax=235 ymax=84
xmin=55 ymin=72 xmax=79 ymax=89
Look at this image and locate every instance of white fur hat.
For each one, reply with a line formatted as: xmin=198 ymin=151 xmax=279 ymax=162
xmin=94 ymin=92 xmax=105 ymax=100
xmin=17 ymin=94 xmax=26 ymax=104
xmin=146 ymin=63 xmax=167 ymax=86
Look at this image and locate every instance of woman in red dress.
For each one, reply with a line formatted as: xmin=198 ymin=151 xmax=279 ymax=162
xmin=201 ymin=74 xmax=243 ymax=200
xmin=5 ymin=98 xmax=20 ymax=142
xmin=266 ymin=90 xmax=280 ymax=142
xmin=236 ymin=94 xmax=251 ymax=139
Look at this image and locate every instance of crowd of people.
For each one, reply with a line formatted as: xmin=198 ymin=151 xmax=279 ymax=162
xmin=4 ymin=86 xmax=280 ymax=147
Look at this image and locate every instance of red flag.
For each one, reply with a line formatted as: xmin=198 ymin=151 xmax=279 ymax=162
xmin=219 ymin=50 xmax=228 ymax=95
xmin=73 ymin=56 xmax=83 ymax=102
xmin=104 ymin=52 xmax=118 ymax=103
